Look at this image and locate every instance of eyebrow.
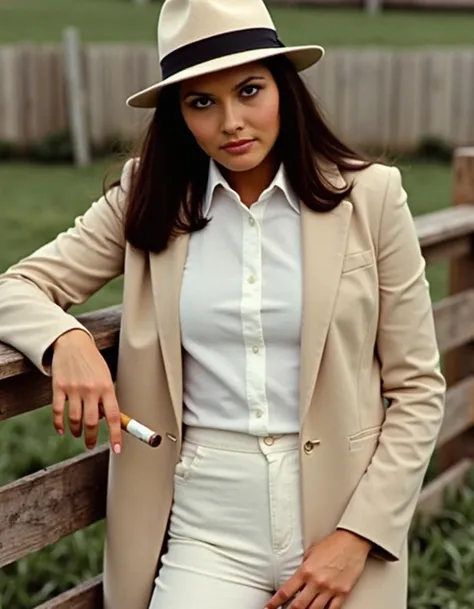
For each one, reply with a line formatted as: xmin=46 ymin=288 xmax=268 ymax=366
xmin=183 ymin=75 xmax=266 ymax=100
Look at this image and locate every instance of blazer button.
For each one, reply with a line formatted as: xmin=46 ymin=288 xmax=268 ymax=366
xmin=304 ymin=440 xmax=320 ymax=454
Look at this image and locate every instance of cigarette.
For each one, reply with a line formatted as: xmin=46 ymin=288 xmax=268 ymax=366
xmin=98 ymin=403 xmax=162 ymax=448
xmin=120 ymin=412 xmax=162 ymax=448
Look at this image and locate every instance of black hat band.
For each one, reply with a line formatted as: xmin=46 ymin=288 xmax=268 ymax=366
xmin=161 ymin=27 xmax=284 ymax=80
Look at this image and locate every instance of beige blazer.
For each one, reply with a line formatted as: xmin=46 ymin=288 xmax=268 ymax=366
xmin=0 ymin=160 xmax=445 ymax=609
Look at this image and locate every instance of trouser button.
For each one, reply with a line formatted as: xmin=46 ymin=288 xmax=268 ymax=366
xmin=304 ymin=440 xmax=320 ymax=454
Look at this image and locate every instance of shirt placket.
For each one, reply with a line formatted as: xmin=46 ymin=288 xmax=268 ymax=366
xmin=241 ymin=200 xmax=268 ymax=435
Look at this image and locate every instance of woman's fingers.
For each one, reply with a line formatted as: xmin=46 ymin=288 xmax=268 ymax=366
xmin=83 ymin=392 xmax=100 ymax=450
xmin=50 ymin=331 xmax=122 ymax=451
xmin=53 ymin=385 xmax=121 ymax=452
xmin=52 ymin=382 xmax=121 ymax=451
xmin=101 ymin=387 xmax=122 ymax=454
xmin=67 ymin=391 xmax=83 ymax=438
xmin=309 ymin=591 xmax=334 ymax=609
xmin=52 ymin=384 xmax=66 ymax=435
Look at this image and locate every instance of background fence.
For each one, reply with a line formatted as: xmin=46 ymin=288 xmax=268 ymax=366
xmin=1 ymin=44 xmax=474 ymax=153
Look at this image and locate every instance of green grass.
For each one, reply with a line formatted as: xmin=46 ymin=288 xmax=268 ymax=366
xmin=0 ymin=160 xmax=125 ymax=315
xmin=1 ymin=0 xmax=474 ymax=46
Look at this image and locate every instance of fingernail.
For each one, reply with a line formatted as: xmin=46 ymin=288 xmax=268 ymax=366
xmin=113 ymin=444 xmax=121 ymax=454
xmin=58 ymin=429 xmax=64 ymax=436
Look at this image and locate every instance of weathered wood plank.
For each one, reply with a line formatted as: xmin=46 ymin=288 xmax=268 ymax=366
xmin=425 ymin=51 xmax=455 ymax=143
xmin=84 ymin=46 xmax=105 ymax=149
xmin=445 ymin=151 xmax=474 ymax=389
xmin=0 ymin=46 xmax=23 ymax=144
xmin=421 ymin=235 xmax=472 ymax=266
xmin=437 ymin=376 xmax=474 ymax=447
xmin=450 ymin=51 xmax=474 ymax=147
xmin=417 ymin=458 xmax=473 ymax=518
xmin=433 ymin=290 xmax=474 ymax=353
xmin=0 ymin=447 xmax=108 ymax=568
xmin=415 ymin=204 xmax=474 ymax=249
xmin=415 ymin=204 xmax=474 ymax=264
xmin=35 ymin=576 xmax=103 ymax=609
xmin=336 ymin=50 xmax=358 ymax=143
xmin=392 ymin=51 xmax=426 ymax=150
xmin=442 ymin=149 xmax=474 ymax=468
xmin=63 ymin=28 xmax=91 ymax=167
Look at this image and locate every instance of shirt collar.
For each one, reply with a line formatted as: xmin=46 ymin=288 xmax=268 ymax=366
xmin=203 ymin=159 xmax=300 ymax=217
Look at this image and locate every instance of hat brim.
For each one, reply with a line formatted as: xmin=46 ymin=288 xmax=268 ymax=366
xmin=126 ymin=45 xmax=324 ymax=109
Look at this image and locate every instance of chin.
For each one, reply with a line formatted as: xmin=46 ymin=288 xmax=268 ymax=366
xmin=216 ymin=152 xmax=267 ymax=173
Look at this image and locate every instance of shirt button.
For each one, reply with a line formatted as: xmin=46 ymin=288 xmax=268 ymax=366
xmin=248 ymin=274 xmax=256 ymax=284
xmin=255 ymin=410 xmax=263 ymax=418
xmin=252 ymin=345 xmax=260 ymax=354
xmin=248 ymin=217 xmax=256 ymax=226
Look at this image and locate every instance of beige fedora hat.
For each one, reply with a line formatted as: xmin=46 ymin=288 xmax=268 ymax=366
xmin=126 ymin=0 xmax=324 ymax=109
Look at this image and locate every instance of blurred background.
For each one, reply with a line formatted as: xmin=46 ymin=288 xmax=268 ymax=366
xmin=1 ymin=1 xmax=474 ymax=607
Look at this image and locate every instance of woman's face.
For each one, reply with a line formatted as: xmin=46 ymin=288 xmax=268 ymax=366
xmin=180 ymin=62 xmax=280 ymax=173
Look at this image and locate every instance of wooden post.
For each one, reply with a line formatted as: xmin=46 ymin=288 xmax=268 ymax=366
xmin=63 ymin=27 xmax=91 ymax=167
xmin=442 ymin=147 xmax=474 ymax=468
xmin=365 ymin=0 xmax=382 ymax=13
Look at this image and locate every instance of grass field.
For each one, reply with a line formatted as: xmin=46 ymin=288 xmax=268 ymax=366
xmin=1 ymin=0 xmax=474 ymax=46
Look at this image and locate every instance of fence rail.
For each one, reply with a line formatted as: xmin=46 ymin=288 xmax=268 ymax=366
xmin=1 ymin=149 xmax=474 ymax=607
xmin=1 ymin=44 xmax=474 ymax=152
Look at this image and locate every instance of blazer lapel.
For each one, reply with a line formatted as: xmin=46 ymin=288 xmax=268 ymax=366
xmin=149 ymin=233 xmax=190 ymax=435
xmin=299 ymin=168 xmax=353 ymax=425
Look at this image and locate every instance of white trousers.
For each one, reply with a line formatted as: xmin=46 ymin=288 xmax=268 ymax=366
xmin=149 ymin=426 xmax=304 ymax=609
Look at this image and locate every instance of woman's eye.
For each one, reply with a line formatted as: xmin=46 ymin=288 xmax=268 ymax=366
xmin=241 ymin=85 xmax=261 ymax=98
xmin=191 ymin=97 xmax=212 ymax=109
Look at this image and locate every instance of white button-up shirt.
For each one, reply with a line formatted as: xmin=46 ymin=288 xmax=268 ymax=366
xmin=180 ymin=160 xmax=302 ymax=435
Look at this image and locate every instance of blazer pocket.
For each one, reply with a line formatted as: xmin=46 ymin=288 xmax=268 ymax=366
xmin=341 ymin=249 xmax=374 ymax=275
xmin=348 ymin=425 xmax=382 ymax=452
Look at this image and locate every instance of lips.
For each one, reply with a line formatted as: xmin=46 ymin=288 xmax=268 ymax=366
xmin=222 ymin=139 xmax=255 ymax=150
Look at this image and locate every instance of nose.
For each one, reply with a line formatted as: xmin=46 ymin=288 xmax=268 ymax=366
xmin=221 ymin=100 xmax=244 ymax=135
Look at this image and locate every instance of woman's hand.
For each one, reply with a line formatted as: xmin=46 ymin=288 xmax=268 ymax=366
xmin=51 ymin=329 xmax=122 ymax=453
xmin=265 ymin=530 xmax=371 ymax=609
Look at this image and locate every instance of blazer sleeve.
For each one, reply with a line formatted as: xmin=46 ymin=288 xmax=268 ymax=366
xmin=0 ymin=159 xmax=135 ymax=376
xmin=337 ymin=166 xmax=446 ymax=561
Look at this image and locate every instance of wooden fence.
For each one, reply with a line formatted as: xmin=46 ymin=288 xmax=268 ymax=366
xmin=1 ymin=44 xmax=474 ymax=152
xmin=1 ymin=148 xmax=474 ymax=607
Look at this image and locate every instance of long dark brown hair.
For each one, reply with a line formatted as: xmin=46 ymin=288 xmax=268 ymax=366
xmin=111 ymin=55 xmax=372 ymax=254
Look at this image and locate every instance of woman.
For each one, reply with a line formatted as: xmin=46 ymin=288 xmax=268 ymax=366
xmin=0 ymin=1 xmax=445 ymax=608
